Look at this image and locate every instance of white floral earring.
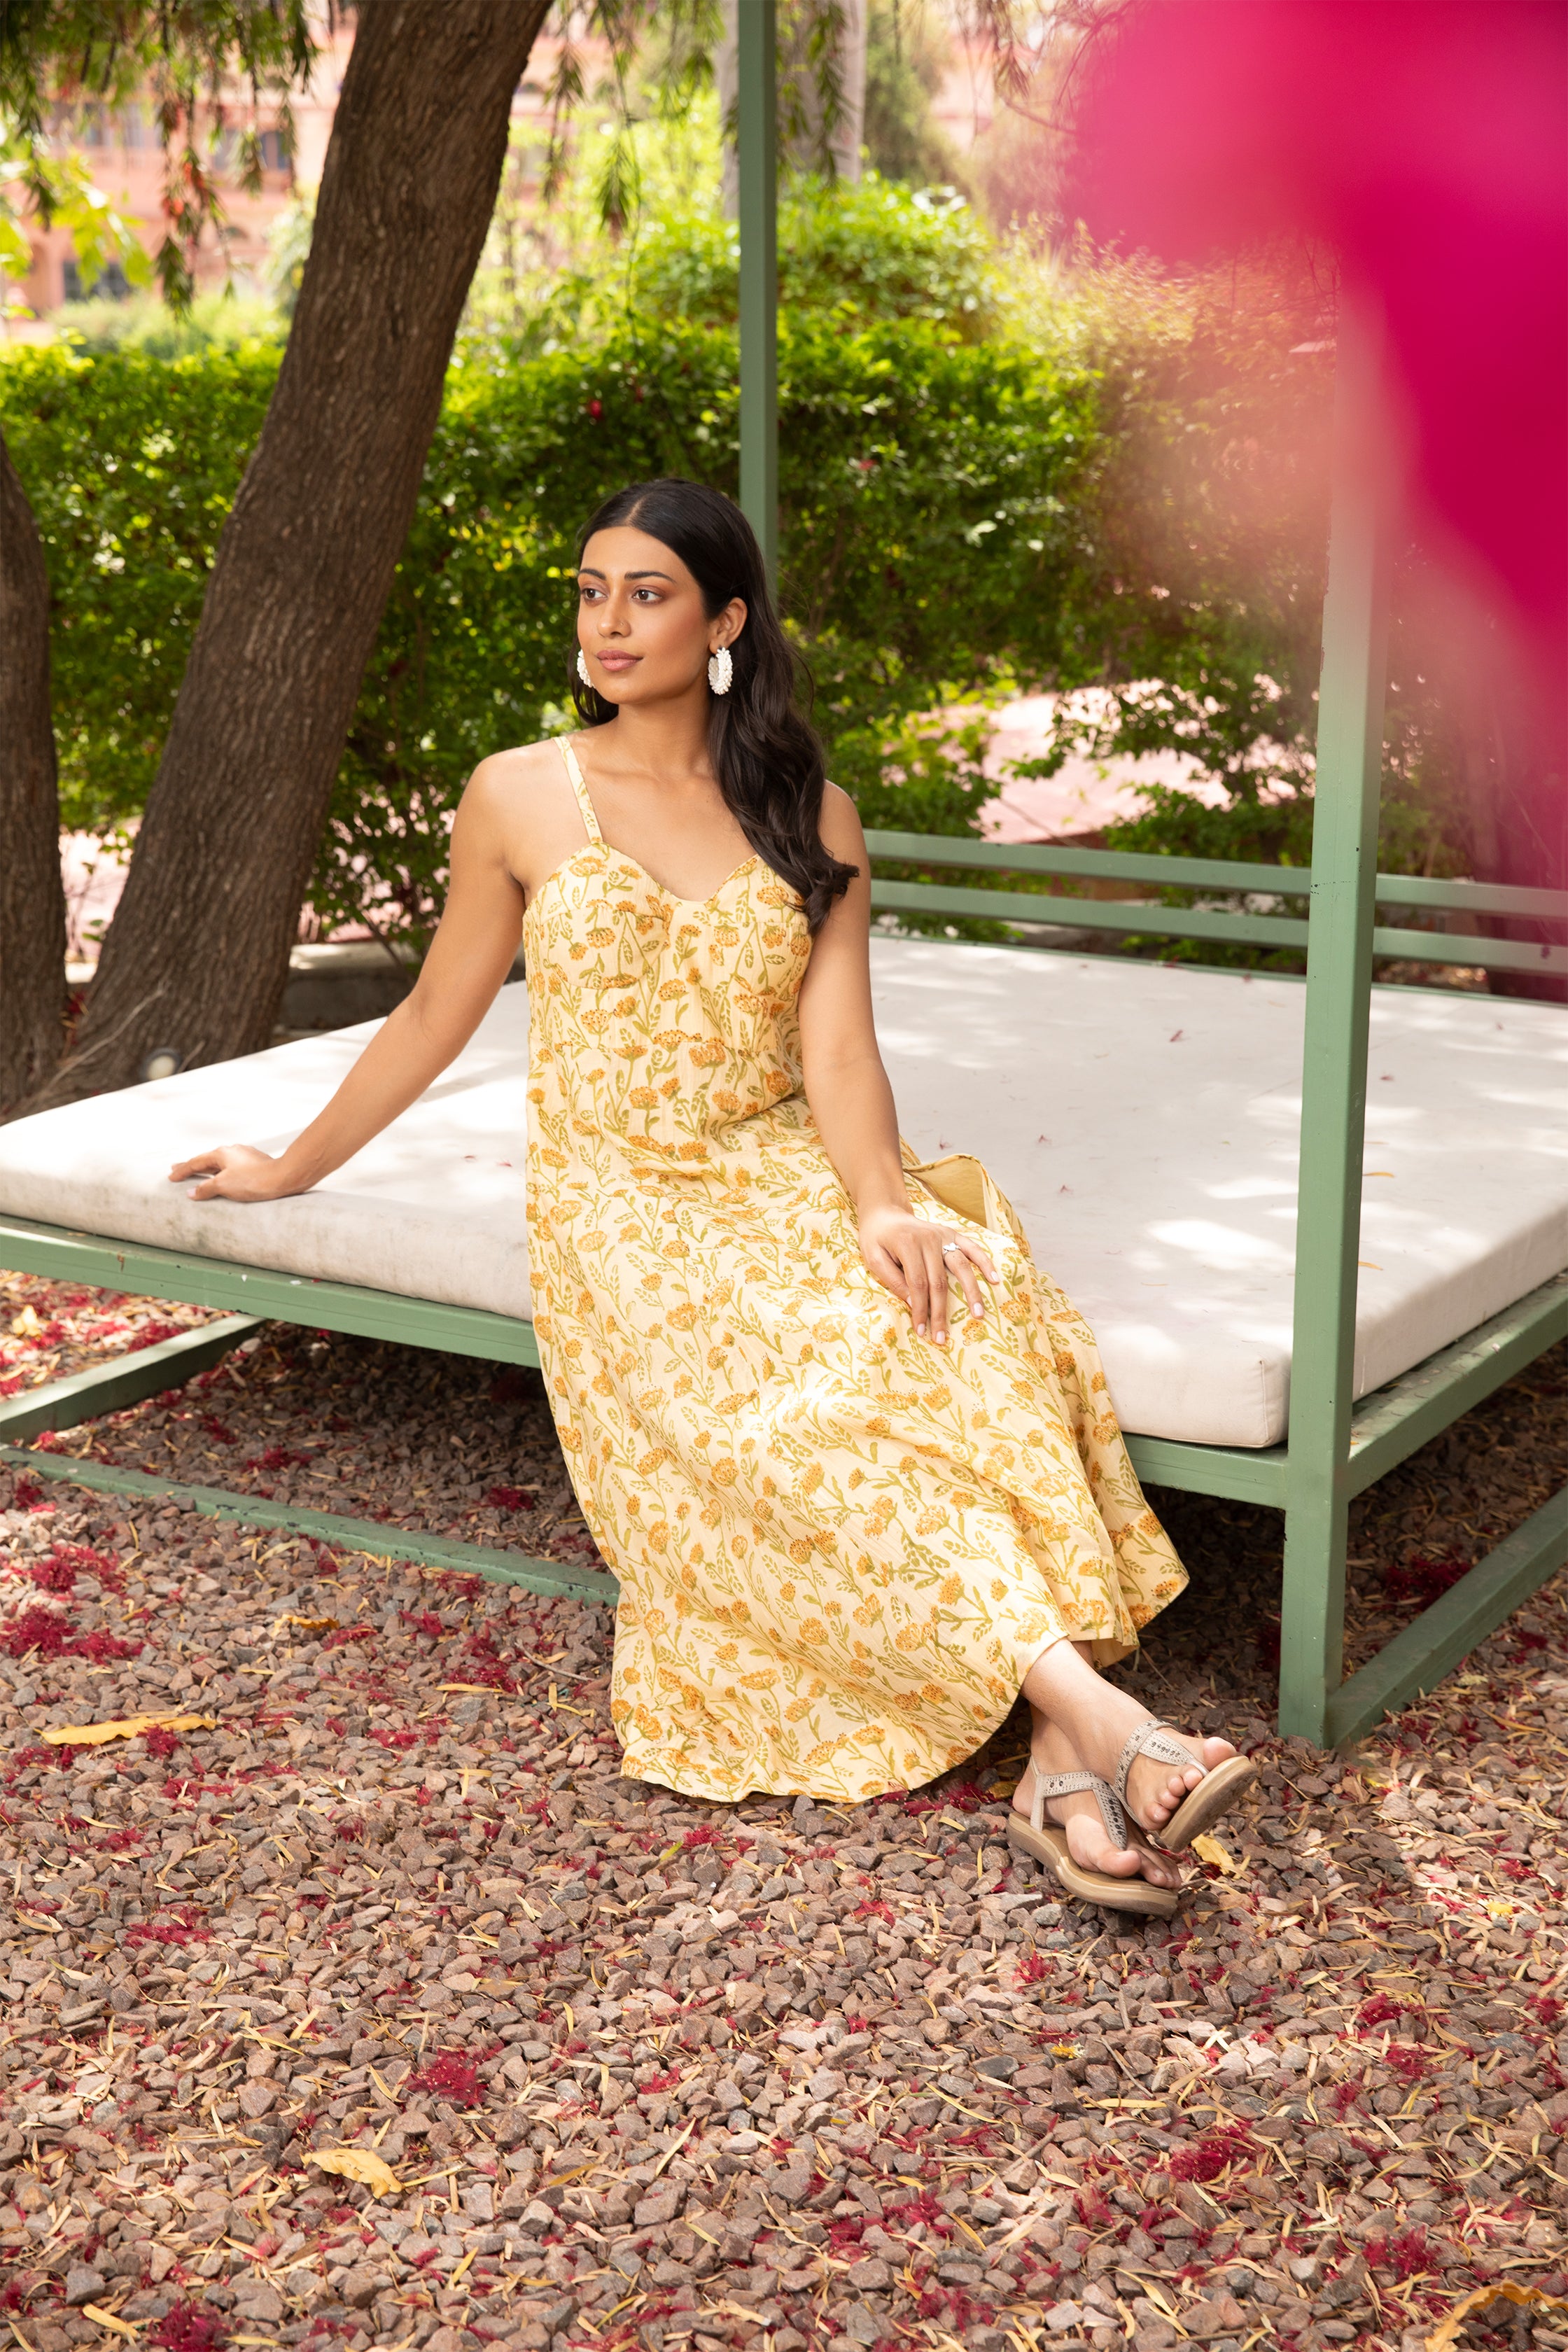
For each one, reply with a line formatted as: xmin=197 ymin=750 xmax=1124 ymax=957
xmin=577 ymin=649 xmax=592 ymax=687
xmin=708 ymin=643 xmax=733 ymax=695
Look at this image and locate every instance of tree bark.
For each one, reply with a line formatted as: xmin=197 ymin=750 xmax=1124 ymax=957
xmin=44 ymin=0 xmax=551 ymax=1104
xmin=0 ymin=424 xmax=68 ymax=1117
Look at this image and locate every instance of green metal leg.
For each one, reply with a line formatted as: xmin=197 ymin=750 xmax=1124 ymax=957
xmin=0 ymin=1215 xmax=542 ymax=1366
xmin=0 ymin=1312 xmax=262 ymax=1443
xmin=737 ymin=0 xmax=778 ymax=582
xmin=1278 ymin=305 xmax=1392 ymax=1744
xmin=0 ymin=1335 xmax=619 ymax=1607
xmin=1325 ymin=1485 xmax=1568 ymax=1746
xmin=0 ymin=1441 xmax=619 ymax=1608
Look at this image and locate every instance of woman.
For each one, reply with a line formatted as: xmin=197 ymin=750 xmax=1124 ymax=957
xmin=173 ymin=477 xmax=1254 ymax=1914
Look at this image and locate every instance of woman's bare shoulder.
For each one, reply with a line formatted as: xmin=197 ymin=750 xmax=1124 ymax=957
xmin=467 ymin=736 xmax=572 ymax=806
xmin=821 ymin=778 xmax=868 ymax=856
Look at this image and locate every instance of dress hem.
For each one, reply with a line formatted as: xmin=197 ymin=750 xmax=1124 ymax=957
xmin=613 ymin=1623 xmax=1139 ymax=1805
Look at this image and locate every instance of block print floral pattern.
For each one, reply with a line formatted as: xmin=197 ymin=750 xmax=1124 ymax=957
xmin=522 ymin=741 xmax=1187 ymax=1803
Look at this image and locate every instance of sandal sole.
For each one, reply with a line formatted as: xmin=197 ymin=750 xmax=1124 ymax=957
xmin=1007 ymin=1816 xmax=1180 ymax=1917
xmin=1158 ymin=1755 xmax=1259 ymax=1851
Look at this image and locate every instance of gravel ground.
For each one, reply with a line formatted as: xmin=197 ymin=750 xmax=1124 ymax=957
xmin=1 ymin=1275 xmax=1565 ymax=2352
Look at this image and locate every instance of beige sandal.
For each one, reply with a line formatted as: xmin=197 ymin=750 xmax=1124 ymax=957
xmin=1112 ymin=1718 xmax=1256 ymax=1851
xmin=1008 ymin=1765 xmax=1180 ymax=1919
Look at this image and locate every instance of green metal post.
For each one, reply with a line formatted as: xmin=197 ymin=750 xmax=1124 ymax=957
xmin=737 ymin=0 xmax=778 ymax=582
xmin=1278 ymin=304 xmax=1392 ymax=1742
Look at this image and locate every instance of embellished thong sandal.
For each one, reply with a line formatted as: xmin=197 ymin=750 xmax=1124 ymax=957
xmin=1112 ymin=1718 xmax=1257 ymax=1852
xmin=1008 ymin=1767 xmax=1180 ymax=1919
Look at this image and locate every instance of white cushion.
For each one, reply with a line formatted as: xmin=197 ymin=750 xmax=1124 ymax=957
xmin=874 ymin=944 xmax=1567 ymax=1446
xmin=0 ymin=987 xmax=535 ymax=1338
xmin=0 ymin=948 xmax=1562 ymax=1450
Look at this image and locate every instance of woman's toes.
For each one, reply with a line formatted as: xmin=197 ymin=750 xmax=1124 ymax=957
xmin=1065 ymin=1819 xmax=1142 ymax=1879
xmin=1063 ymin=1812 xmax=1180 ymax=1887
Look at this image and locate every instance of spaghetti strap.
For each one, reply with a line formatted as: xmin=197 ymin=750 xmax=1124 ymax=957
xmin=559 ymin=736 xmax=603 ymax=844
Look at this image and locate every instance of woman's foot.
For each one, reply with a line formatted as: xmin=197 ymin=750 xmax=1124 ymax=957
xmin=1011 ymin=1715 xmax=1182 ymax=1891
xmin=1124 ymin=1722 xmax=1240 ymax=1837
xmin=1020 ymin=1644 xmax=1246 ymax=1843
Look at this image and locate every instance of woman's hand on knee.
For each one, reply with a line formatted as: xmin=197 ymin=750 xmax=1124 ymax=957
xmin=858 ymin=1205 xmax=995 ymax=1345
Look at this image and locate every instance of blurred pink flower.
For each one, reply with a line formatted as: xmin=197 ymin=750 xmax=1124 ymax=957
xmin=1072 ymin=0 xmax=1566 ymax=658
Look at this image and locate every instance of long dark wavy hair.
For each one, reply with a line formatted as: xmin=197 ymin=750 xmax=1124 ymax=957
xmin=570 ymin=477 xmax=858 ymax=934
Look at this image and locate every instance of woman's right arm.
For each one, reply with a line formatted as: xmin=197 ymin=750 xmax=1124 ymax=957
xmin=171 ymin=761 xmax=526 ymax=1203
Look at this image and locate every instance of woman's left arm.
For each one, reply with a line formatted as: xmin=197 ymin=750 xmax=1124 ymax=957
xmin=797 ymin=787 xmax=994 ymax=1346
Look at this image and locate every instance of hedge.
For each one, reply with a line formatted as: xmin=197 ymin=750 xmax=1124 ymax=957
xmin=3 ymin=322 xmax=1099 ymax=946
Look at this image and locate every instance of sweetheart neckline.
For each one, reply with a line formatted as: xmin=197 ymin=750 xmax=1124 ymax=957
xmin=524 ymin=843 xmax=767 ymax=923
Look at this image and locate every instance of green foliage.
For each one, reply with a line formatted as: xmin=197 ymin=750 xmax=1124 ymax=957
xmin=0 ymin=342 xmax=277 ymax=836
xmin=316 ymin=317 xmax=1093 ymax=945
xmin=4 ymin=314 xmax=1094 ymax=945
xmin=468 ymin=147 xmax=998 ymax=359
xmin=0 ymin=4 xmax=316 ymax=307
xmin=5 ymin=188 xmax=1479 ymax=967
xmin=639 ymin=174 xmax=994 ymax=337
xmin=0 ymin=116 xmax=151 ymax=304
xmin=265 ymin=183 xmax=316 ymax=318
xmin=863 ymin=0 xmax=963 ymax=188
xmin=48 ymin=284 xmax=283 ymax=354
xmin=1009 ymin=251 xmax=1335 ymax=768
xmin=997 ymin=246 xmax=1478 ymax=890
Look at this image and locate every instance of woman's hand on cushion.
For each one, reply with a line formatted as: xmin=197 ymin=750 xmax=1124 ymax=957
xmin=858 ymin=1203 xmax=994 ymax=1345
xmin=169 ymin=1144 xmax=302 ymax=1203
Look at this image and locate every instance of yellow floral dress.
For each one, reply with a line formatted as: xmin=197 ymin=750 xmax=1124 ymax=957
xmin=524 ymin=739 xmax=1186 ymax=1804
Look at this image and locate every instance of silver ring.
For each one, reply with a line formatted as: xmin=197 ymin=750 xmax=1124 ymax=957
xmin=941 ymin=1241 xmax=963 ymax=1256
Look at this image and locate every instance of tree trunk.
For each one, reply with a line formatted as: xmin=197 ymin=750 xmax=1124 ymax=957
xmin=43 ymin=0 xmax=551 ymax=1105
xmin=824 ymin=0 xmax=869 ymax=188
xmin=0 ymin=424 xmax=68 ymax=1117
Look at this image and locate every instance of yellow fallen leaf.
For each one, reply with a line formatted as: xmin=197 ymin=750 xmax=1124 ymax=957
xmin=441 ymin=1682 xmax=507 ymax=1695
xmin=10 ymin=1306 xmax=43 ymax=1338
xmin=1191 ymin=1833 xmax=1239 ymax=1875
xmin=308 ymin=2146 xmax=402 ymax=2198
xmin=41 ymin=1712 xmax=216 ymax=1749
xmin=1427 ymin=2284 xmax=1568 ymax=2351
xmin=81 ymin=2309 xmax=139 ymax=2338
xmin=278 ymin=1614 xmax=339 ymax=1634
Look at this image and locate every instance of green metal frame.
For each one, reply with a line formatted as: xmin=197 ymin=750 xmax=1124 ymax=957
xmin=0 ymin=1231 xmax=615 ymax=1610
xmin=736 ymin=0 xmax=778 ymax=586
xmin=2 ymin=76 xmax=1564 ymax=1746
xmin=857 ymin=832 xmax=1567 ymax=977
xmin=0 ymin=1215 xmax=1560 ymax=1735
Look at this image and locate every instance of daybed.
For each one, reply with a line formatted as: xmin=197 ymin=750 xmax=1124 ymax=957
xmin=1 ymin=278 xmax=1564 ymax=1744
xmin=1 ymin=932 xmax=1562 ymax=1746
